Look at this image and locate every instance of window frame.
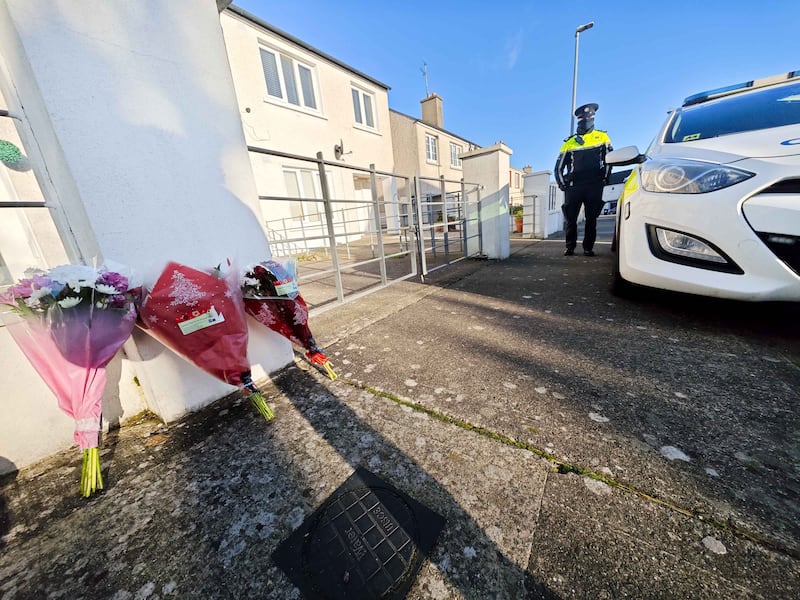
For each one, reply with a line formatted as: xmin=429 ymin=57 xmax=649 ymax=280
xmin=259 ymin=45 xmax=320 ymax=113
xmin=425 ymin=134 xmax=439 ymax=164
xmin=449 ymin=142 xmax=463 ymax=169
xmin=351 ymin=85 xmax=378 ymax=131
xmin=282 ymin=167 xmax=328 ymax=223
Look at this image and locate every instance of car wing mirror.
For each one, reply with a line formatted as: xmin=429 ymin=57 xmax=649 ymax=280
xmin=607 ymin=146 xmax=645 ymax=166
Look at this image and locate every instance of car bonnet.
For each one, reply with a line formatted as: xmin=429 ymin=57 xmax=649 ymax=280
xmin=658 ymin=124 xmax=800 ymax=163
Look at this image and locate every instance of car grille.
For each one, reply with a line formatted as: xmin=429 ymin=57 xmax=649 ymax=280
xmin=751 ymin=179 xmax=800 ymax=274
xmin=757 ymin=232 xmax=800 ymax=275
xmin=760 ymin=178 xmax=800 ymax=193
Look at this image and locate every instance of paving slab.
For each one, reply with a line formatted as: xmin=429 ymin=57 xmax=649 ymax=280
xmin=1 ymin=238 xmax=798 ymax=599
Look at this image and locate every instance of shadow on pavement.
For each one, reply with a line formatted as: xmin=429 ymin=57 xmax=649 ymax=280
xmin=271 ymin=367 xmax=563 ymax=600
xmin=0 ymin=456 xmax=17 ymax=552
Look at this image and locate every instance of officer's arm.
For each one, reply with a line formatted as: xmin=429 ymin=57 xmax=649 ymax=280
xmin=604 ymin=132 xmax=613 ymax=155
xmin=604 ymin=139 xmax=614 ymax=182
xmin=554 ymin=153 xmax=567 ymax=191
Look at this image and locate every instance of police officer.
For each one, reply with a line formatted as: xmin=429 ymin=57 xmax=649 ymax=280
xmin=554 ymin=103 xmax=613 ymax=256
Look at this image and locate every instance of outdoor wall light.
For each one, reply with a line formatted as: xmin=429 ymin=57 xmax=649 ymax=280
xmin=334 ymin=139 xmax=352 ymax=160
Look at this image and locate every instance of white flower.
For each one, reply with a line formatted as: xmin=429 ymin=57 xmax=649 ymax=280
xmin=242 ymin=277 xmax=259 ymax=287
xmin=29 ymin=286 xmax=53 ymax=301
xmin=57 ymin=296 xmax=83 ymax=309
xmin=24 ymin=296 xmax=42 ymax=309
xmin=22 ymin=286 xmax=53 ymax=309
xmin=48 ymin=264 xmax=98 ymax=285
xmin=94 ymin=283 xmax=118 ymax=295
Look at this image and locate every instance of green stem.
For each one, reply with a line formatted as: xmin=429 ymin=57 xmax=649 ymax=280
xmin=80 ymin=447 xmax=103 ymax=498
xmin=249 ymin=391 xmax=274 ymax=421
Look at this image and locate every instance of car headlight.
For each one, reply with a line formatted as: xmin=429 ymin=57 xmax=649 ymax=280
xmin=640 ymin=157 xmax=754 ymax=194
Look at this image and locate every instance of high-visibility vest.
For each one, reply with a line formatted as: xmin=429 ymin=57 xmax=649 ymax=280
xmin=557 ymin=129 xmax=612 ymax=185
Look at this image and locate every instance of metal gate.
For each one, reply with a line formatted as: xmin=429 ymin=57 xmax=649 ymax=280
xmin=248 ymin=146 xmax=484 ymax=312
xmin=413 ymin=175 xmax=483 ymax=278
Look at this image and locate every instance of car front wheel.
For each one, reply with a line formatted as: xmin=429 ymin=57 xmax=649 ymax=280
xmin=610 ymin=212 xmax=635 ymax=297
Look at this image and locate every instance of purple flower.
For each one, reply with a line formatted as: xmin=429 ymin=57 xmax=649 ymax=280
xmin=0 ymin=288 xmax=19 ymax=306
xmin=107 ymin=294 xmax=128 ymax=309
xmin=8 ymin=278 xmax=35 ymax=298
xmin=97 ymin=270 xmax=129 ymax=293
xmin=31 ymin=274 xmax=54 ymax=289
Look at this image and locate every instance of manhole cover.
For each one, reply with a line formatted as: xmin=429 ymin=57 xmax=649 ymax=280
xmin=272 ymin=468 xmax=445 ymax=600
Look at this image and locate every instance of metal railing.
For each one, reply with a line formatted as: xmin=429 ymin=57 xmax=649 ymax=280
xmin=248 ymin=145 xmax=418 ymax=313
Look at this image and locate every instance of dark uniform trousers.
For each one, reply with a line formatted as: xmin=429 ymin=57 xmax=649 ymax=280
xmin=562 ymin=180 xmax=605 ymax=252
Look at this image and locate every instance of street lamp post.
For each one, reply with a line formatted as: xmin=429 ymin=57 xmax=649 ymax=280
xmin=570 ymin=21 xmax=594 ymax=136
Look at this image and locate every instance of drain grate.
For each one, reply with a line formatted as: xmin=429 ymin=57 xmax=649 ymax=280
xmin=272 ymin=467 xmax=445 ymax=600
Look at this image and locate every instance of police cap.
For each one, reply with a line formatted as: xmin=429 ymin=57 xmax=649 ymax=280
xmin=574 ymin=103 xmax=599 ymax=119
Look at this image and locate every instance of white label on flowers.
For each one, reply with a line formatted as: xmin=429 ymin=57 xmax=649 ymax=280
xmin=178 ymin=306 xmax=225 ymax=335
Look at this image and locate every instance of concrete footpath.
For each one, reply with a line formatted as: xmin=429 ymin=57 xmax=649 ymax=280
xmin=1 ymin=238 xmax=799 ymax=599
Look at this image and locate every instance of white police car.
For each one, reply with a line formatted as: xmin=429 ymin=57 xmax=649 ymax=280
xmin=607 ymin=70 xmax=800 ymax=301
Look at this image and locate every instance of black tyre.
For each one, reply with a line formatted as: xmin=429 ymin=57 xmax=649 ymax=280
xmin=610 ymin=212 xmax=636 ymax=297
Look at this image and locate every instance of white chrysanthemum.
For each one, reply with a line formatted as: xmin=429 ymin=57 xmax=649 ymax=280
xmin=29 ymin=286 xmax=53 ymax=301
xmin=23 ymin=287 xmax=52 ymax=309
xmin=48 ymin=264 xmax=98 ymax=285
xmin=57 ymin=296 xmax=83 ymax=308
xmin=94 ymin=283 xmax=118 ymax=295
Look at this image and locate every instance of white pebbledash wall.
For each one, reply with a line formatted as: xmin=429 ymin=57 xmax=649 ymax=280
xmin=0 ymin=0 xmax=293 ymax=474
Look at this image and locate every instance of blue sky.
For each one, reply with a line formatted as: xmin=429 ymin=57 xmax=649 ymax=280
xmin=231 ymin=1 xmax=800 ymax=174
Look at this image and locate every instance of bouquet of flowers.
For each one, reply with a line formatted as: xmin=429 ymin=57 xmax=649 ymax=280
xmin=241 ymin=258 xmax=337 ymax=380
xmin=137 ymin=261 xmax=274 ymax=421
xmin=0 ymin=263 xmax=139 ymax=497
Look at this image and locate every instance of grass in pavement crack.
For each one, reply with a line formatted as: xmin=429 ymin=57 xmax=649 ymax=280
xmin=344 ymin=378 xmax=797 ymax=559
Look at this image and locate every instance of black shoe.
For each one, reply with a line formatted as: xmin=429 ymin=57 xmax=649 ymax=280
xmin=564 ymin=248 xmax=575 ymax=256
xmin=583 ymin=250 xmax=595 ymax=257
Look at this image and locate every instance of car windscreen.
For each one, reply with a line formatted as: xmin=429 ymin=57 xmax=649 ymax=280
xmin=664 ymin=81 xmax=800 ymax=143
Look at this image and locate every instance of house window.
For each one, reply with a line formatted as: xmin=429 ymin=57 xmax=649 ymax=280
xmin=425 ymin=134 xmax=438 ymax=163
xmin=514 ymin=172 xmax=520 ymax=188
xmin=351 ymin=87 xmax=376 ymax=129
xmin=260 ymin=47 xmax=318 ymax=110
xmin=450 ymin=143 xmax=462 ymax=168
xmin=283 ymin=168 xmax=324 ymax=222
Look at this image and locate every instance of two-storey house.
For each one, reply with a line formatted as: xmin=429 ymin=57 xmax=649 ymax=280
xmin=390 ymin=94 xmax=480 ymax=226
xmin=220 ymin=6 xmax=397 ymax=253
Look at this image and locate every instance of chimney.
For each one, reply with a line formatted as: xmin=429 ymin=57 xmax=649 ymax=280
xmin=420 ymin=93 xmax=443 ymax=129
xmin=523 ymin=165 xmax=533 ymax=174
